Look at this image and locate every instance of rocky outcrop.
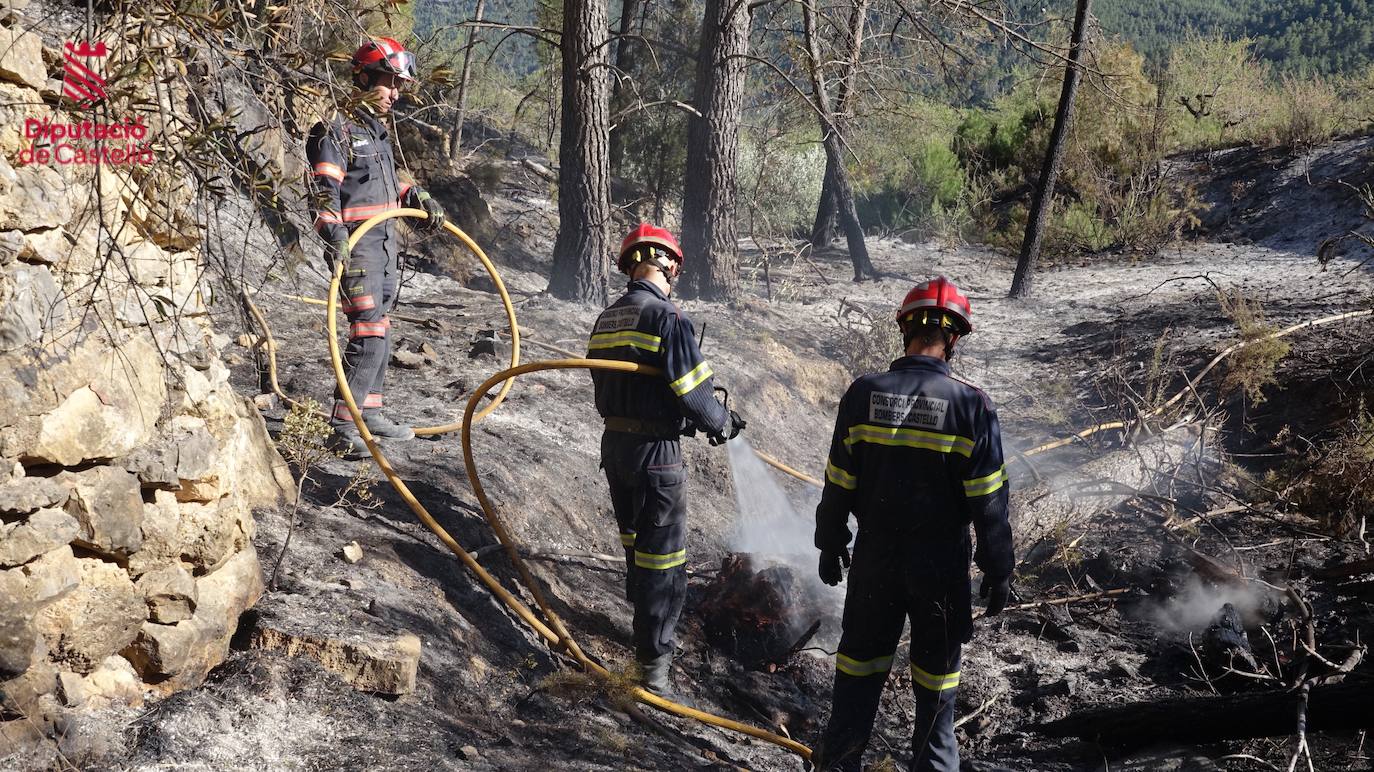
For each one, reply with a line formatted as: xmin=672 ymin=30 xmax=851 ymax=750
xmin=0 ymin=6 xmax=293 ymax=733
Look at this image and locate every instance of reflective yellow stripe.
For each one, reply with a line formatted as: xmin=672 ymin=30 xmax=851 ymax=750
xmin=843 ymin=424 xmax=975 ymax=458
xmin=836 ymin=653 xmax=894 ymax=677
xmin=825 ymin=460 xmax=858 ymax=490
xmin=634 ymin=549 xmax=686 ymax=570
xmin=620 ymin=533 xmax=636 ymax=547
xmin=588 ymin=330 xmax=663 ymax=353
xmin=963 ymin=465 xmax=1007 ymax=497
xmin=669 ymin=361 xmax=713 ymax=396
xmin=910 ymin=664 xmax=960 ymax=691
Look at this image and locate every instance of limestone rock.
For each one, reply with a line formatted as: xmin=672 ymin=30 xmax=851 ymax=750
xmin=0 ymin=569 xmax=38 ymax=679
xmin=0 ymin=508 xmax=78 ymax=567
xmin=250 ymin=593 xmax=421 ymax=695
xmin=0 ymin=81 xmax=46 ymax=158
xmin=55 ymin=466 xmax=143 ymax=558
xmin=0 ymin=263 xmax=63 ymax=350
xmin=341 ymin=541 xmax=363 ymax=564
xmin=16 ymin=227 xmax=68 ymax=266
xmin=123 ymin=414 xmax=219 ymax=488
xmin=135 ymin=564 xmax=198 ymax=624
xmin=0 ymin=157 xmax=77 ymax=233
xmin=0 ymin=27 xmax=45 ymax=90
xmin=11 ymin=545 xmax=79 ymax=607
xmin=0 ymin=230 xmax=21 ymax=266
xmin=2 ymin=331 xmax=167 ymax=466
xmin=130 ymin=490 xmax=250 ymax=575
xmin=56 ymin=655 xmax=143 ymax=708
xmin=35 ymin=555 xmax=143 ymax=673
xmin=123 ymin=546 xmax=264 ymax=691
xmin=0 ymin=643 xmax=56 ymax=714
xmin=0 ymin=476 xmax=68 ymax=516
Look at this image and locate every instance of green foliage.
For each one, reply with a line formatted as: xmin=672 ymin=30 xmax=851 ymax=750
xmin=1005 ymin=0 xmax=1374 ymax=76
xmin=1217 ymin=289 xmax=1290 ymax=404
xmin=738 ymin=132 xmax=825 ymax=236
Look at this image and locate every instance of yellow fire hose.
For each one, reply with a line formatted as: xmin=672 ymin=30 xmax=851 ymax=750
xmin=327 ymin=211 xmax=812 ymax=760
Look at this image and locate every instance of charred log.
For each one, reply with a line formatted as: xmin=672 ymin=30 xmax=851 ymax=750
xmin=1037 ymin=681 xmax=1374 ymax=746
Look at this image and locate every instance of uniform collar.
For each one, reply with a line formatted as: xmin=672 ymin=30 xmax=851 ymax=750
xmin=627 ymin=279 xmax=668 ymax=301
xmin=889 ymin=354 xmax=949 ymax=375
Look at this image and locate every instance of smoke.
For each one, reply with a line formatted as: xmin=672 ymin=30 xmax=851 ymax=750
xmin=725 ymin=439 xmax=846 ymax=646
xmin=726 ymin=438 xmax=821 ymax=558
xmin=1148 ymin=575 xmax=1267 ymax=633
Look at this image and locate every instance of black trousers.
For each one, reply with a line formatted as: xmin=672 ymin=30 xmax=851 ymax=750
xmin=817 ymin=546 xmax=968 ymax=772
xmin=331 ymin=246 xmax=397 ymax=425
xmin=601 ymin=431 xmax=687 ymax=661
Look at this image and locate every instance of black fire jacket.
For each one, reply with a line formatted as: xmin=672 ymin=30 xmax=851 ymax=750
xmin=306 ymin=106 xmax=428 ymax=261
xmin=588 ymin=280 xmax=729 ymax=437
xmin=815 ymin=355 xmax=1014 ymax=582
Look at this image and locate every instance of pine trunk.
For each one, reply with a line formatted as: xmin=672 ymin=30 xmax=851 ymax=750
xmin=808 ymin=0 xmax=864 ymax=251
xmin=608 ymin=0 xmax=643 ymax=177
xmin=1009 ymin=0 xmax=1092 ymax=299
xmin=802 ymin=0 xmax=878 ymax=281
xmin=549 ymin=0 xmax=612 ymax=304
xmin=448 ymin=0 xmax=487 ymax=163
xmin=678 ymin=0 xmax=751 ymax=300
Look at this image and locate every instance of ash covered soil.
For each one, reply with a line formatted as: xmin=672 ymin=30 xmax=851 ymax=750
xmin=91 ymin=146 xmax=1374 ymax=771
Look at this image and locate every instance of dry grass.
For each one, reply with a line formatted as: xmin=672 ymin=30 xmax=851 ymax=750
xmin=833 ymin=301 xmax=902 ymax=378
xmin=1285 ymin=402 xmax=1374 ymax=538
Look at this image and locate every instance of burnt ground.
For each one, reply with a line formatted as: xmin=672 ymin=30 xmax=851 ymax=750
xmin=36 ymin=141 xmax=1374 ymax=771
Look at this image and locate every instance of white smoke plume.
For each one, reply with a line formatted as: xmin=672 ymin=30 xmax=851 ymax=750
xmin=1149 ymin=574 xmax=1268 ymax=633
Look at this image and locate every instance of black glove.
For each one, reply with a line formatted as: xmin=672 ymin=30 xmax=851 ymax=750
xmin=327 ymin=239 xmax=349 ymax=270
xmin=419 ymin=194 xmax=446 ymax=232
xmin=980 ymin=574 xmax=1011 ymax=616
xmin=818 ymin=548 xmax=850 ymax=586
xmin=708 ymin=410 xmax=746 ymax=446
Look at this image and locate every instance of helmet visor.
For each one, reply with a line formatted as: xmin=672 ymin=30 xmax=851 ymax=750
xmin=384 ymin=50 xmax=417 ymax=81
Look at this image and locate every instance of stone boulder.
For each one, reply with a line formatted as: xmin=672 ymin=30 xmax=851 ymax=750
xmin=0 ymin=475 xmax=68 ymax=516
xmin=55 ymin=655 xmax=143 ymax=709
xmin=0 ymin=508 xmax=79 ymax=567
xmin=35 ymin=556 xmax=144 ymax=674
xmin=123 ymin=546 xmax=264 ymax=691
xmin=0 ymin=26 xmax=45 ymax=90
xmin=250 ymin=593 xmax=422 ymax=696
xmin=130 ymin=490 xmax=251 ymax=575
xmin=123 ymin=414 xmax=219 ymax=489
xmin=0 ymin=331 xmax=167 ymax=466
xmin=0 ymin=155 xmax=78 ymax=233
xmin=134 ymin=564 xmax=198 ymax=624
xmin=55 ymin=466 xmax=143 ymax=558
xmin=0 ymin=262 xmax=64 ymax=349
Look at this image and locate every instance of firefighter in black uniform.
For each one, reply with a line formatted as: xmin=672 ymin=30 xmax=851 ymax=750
xmin=813 ymin=277 xmax=1013 ymax=771
xmin=589 ymin=223 xmax=747 ymax=694
xmin=306 ymin=37 xmax=447 ymax=454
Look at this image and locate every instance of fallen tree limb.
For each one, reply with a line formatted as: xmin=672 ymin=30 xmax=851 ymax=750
xmin=1312 ymin=557 xmax=1374 ymax=580
xmin=1036 ymin=681 xmax=1374 ymax=746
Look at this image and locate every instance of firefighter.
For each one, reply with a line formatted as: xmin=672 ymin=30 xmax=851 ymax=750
xmin=588 ymin=224 xmax=747 ymax=694
xmin=306 ymin=37 xmax=448 ymax=454
xmin=812 ymin=277 xmax=1013 ymax=771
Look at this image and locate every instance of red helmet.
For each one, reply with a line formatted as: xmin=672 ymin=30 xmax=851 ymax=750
xmin=618 ymin=223 xmax=682 ymax=274
xmin=896 ymin=276 xmax=972 ymax=334
xmin=352 ymin=38 xmax=417 ymax=83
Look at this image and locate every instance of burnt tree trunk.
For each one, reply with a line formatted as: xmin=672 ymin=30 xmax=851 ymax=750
xmin=809 ymin=0 xmax=864 ymax=251
xmin=608 ymin=0 xmax=643 ymax=177
xmin=678 ymin=0 xmax=751 ymax=300
xmin=810 ymin=160 xmax=838 ymax=248
xmin=549 ymin=0 xmax=612 ymax=304
xmin=1038 ymin=681 xmax=1374 ymax=747
xmin=802 ymin=0 xmax=877 ymax=281
xmin=447 ymin=0 xmax=487 ymax=163
xmin=1008 ymin=0 xmax=1092 ymax=299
